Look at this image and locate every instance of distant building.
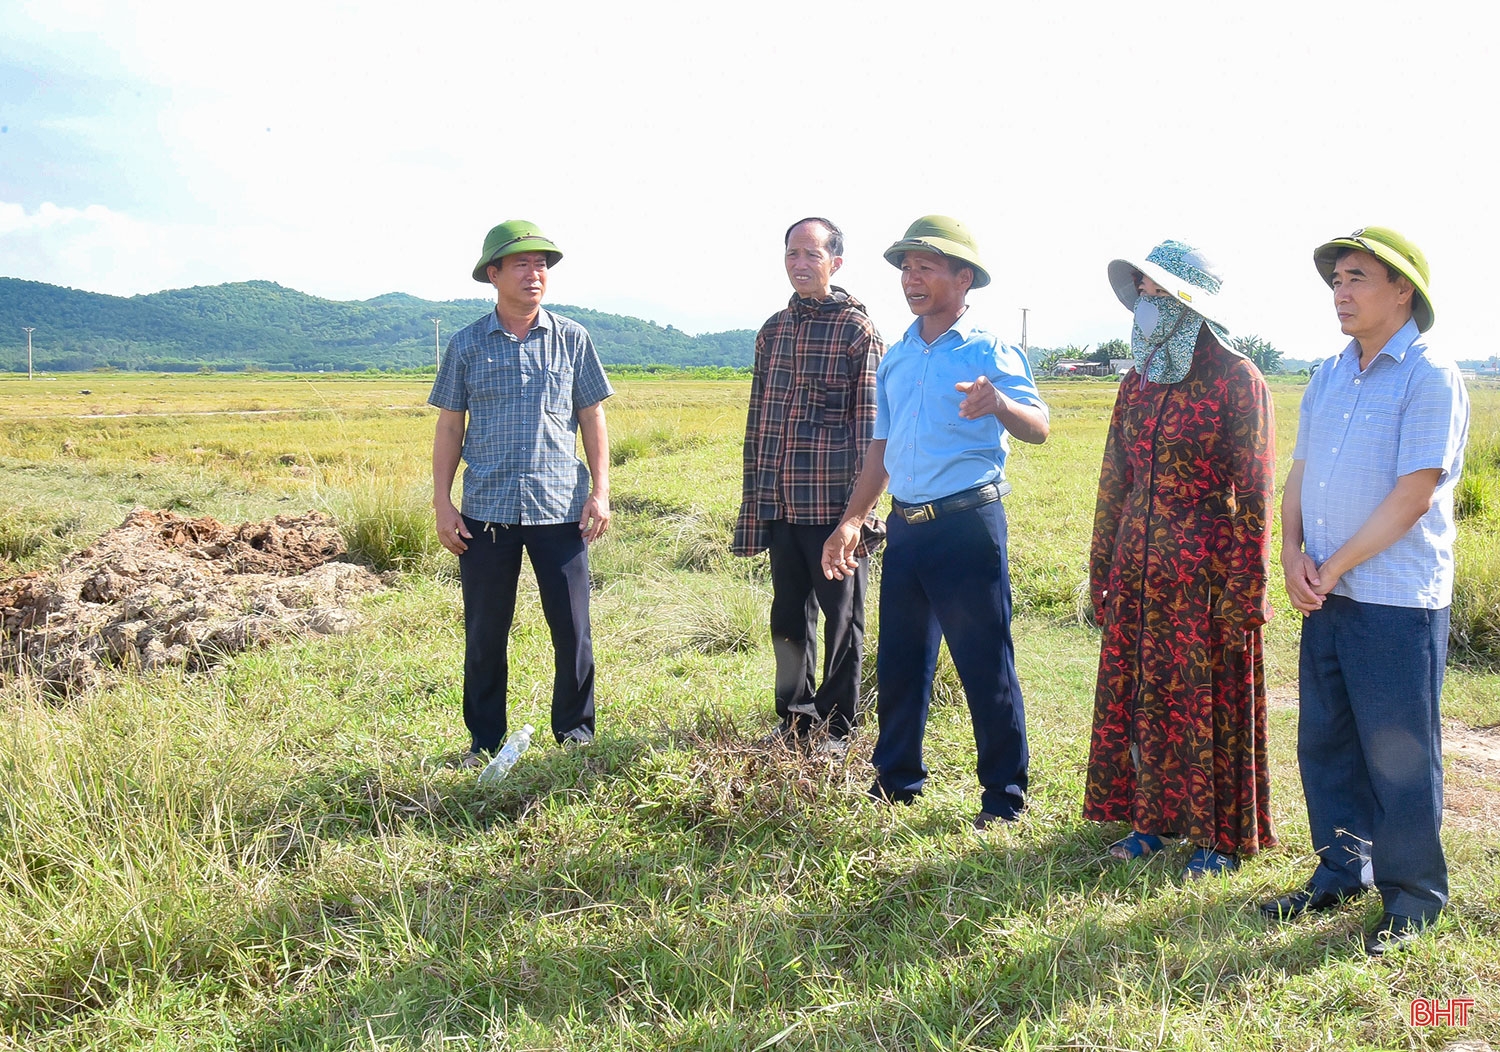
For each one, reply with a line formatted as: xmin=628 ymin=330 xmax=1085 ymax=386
xmin=1053 ymin=359 xmax=1108 ymax=377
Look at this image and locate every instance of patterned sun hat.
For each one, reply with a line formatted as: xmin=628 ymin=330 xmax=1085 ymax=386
xmin=1106 ymin=240 xmax=1231 ymax=337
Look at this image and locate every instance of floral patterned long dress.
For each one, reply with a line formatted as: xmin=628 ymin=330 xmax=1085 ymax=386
xmin=1083 ymin=329 xmax=1277 ymax=856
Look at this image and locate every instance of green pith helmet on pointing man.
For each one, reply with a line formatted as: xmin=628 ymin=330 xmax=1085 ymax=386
xmin=472 ymin=220 xmax=564 ymax=283
xmin=1313 ymin=225 xmax=1434 ymax=333
xmin=883 ymin=215 xmax=991 ymax=288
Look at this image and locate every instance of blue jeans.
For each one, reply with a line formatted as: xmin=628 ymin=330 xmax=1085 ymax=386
xmin=1298 ymin=595 xmax=1449 ymax=921
xmin=872 ymin=499 xmax=1028 ymax=818
xmin=458 ymin=517 xmax=596 ymax=751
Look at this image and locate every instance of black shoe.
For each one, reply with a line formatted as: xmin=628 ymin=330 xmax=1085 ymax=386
xmin=1364 ymin=912 xmax=1432 ymax=957
xmin=1259 ymin=882 xmax=1366 ymax=921
xmin=758 ymin=721 xmax=807 ymax=750
xmin=973 ymin=810 xmax=1019 ymax=831
xmin=866 ymin=780 xmax=916 ymax=805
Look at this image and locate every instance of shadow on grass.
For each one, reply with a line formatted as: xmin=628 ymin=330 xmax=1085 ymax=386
xmin=6 ymin=717 xmax=1476 ymax=1049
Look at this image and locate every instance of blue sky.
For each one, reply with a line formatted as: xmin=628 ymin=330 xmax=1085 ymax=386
xmin=2 ymin=0 xmax=1495 ymax=361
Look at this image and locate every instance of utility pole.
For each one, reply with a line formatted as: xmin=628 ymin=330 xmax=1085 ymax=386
xmin=430 ymin=318 xmax=441 ymax=368
xmin=1019 ymin=309 xmax=1029 ymax=356
xmin=23 ymin=327 xmax=35 ymax=380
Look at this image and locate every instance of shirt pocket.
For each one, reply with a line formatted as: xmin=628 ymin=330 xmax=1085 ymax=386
xmin=542 ymin=364 xmax=575 ymax=417
xmin=807 ymin=381 xmax=850 ymax=426
xmin=1352 ymin=406 xmax=1401 ymax=464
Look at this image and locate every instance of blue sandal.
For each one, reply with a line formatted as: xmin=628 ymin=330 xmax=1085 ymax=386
xmin=1182 ymin=847 xmax=1239 ymax=880
xmin=1108 ymin=831 xmax=1165 ymax=860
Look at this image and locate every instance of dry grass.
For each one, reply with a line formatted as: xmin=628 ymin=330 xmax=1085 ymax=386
xmin=2 ymin=372 xmax=1498 ymax=1051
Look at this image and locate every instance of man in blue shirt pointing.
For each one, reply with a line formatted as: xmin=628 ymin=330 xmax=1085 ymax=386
xmin=822 ymin=215 xmax=1049 ymax=829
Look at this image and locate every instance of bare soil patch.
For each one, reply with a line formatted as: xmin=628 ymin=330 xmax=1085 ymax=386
xmin=1268 ymin=684 xmax=1500 ymax=834
xmin=0 ymin=508 xmax=385 ymax=695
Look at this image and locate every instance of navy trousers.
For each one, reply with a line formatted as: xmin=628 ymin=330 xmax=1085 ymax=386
xmin=458 ymin=516 xmax=595 ymax=751
xmin=1298 ymin=595 xmax=1449 ymax=921
xmin=767 ymin=519 xmax=867 ymax=737
xmin=872 ymin=499 xmax=1028 ymax=818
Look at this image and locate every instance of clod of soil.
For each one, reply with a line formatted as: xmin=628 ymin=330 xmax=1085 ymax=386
xmin=0 ymin=508 xmax=384 ymax=695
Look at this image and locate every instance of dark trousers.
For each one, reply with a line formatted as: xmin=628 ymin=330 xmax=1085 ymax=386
xmin=1298 ymin=595 xmax=1449 ymax=921
xmin=872 ymin=499 xmax=1028 ymax=818
xmin=767 ymin=519 xmax=867 ymax=737
xmin=458 ymin=516 xmax=595 ymax=751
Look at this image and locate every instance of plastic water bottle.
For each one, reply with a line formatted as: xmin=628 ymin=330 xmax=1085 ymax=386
xmin=478 ymin=724 xmax=534 ymax=786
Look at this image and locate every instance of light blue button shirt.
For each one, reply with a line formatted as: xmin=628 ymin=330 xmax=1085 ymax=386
xmin=1294 ymin=318 xmax=1469 ymax=608
xmin=874 ymin=309 xmax=1047 ymax=505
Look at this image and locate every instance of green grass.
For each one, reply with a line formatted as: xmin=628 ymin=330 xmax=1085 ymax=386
xmin=2 ymin=373 xmax=1498 ymax=1051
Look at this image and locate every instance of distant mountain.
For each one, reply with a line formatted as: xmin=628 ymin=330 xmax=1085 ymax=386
xmin=0 ymin=278 xmax=755 ymax=372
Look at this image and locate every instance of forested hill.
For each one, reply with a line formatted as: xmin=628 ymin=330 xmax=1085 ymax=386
xmin=0 ymin=278 xmax=756 ymax=372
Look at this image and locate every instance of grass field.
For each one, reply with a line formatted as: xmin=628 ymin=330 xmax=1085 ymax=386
xmin=2 ymin=371 xmax=1498 ymax=1051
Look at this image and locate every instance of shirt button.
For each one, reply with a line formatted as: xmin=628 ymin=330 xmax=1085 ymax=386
xmin=1354 ymin=378 xmax=1361 ymax=385
xmin=1343 ymin=413 xmax=1350 ymax=419
xmin=1320 ymin=481 xmax=1326 ymax=487
xmin=1332 ymin=447 xmax=1338 ymax=453
xmin=1316 ymin=518 xmax=1324 ymax=525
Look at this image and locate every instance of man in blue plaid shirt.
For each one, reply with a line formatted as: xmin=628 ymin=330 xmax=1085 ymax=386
xmin=430 ymin=220 xmax=613 ymax=766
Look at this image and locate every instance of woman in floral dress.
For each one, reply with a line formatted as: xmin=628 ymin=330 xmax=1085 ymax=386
xmin=1083 ymin=240 xmax=1276 ymax=879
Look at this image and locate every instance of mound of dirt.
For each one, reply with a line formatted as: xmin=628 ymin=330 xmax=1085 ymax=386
xmin=0 ymin=509 xmax=385 ymax=695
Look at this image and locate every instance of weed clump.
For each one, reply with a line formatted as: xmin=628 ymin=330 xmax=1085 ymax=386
xmin=331 ymin=478 xmax=450 ymax=578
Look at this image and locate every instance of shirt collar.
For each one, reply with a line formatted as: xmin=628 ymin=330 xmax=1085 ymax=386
xmin=790 ymin=286 xmax=853 ymax=314
xmin=901 ymin=303 xmax=982 ymax=347
xmin=1340 ymin=315 xmax=1420 ymax=366
xmin=486 ymin=306 xmax=554 ymax=339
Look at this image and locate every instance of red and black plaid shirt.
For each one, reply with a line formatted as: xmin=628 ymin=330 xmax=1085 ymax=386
xmin=733 ymin=288 xmax=884 ymax=557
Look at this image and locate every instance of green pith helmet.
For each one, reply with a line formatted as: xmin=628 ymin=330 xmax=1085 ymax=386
xmin=883 ymin=215 xmax=990 ymax=288
xmin=1313 ymin=225 xmax=1434 ymax=332
xmin=472 ymin=220 xmax=563 ymax=283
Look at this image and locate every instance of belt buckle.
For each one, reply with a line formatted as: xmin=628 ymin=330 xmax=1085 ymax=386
xmin=905 ymin=503 xmax=935 ymax=524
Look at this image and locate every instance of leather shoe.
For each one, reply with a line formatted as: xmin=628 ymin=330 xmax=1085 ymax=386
xmin=1364 ymin=912 xmax=1432 ymax=957
xmin=1258 ymin=882 xmax=1365 ymax=921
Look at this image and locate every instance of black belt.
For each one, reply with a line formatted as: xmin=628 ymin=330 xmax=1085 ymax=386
xmin=892 ymin=481 xmax=1010 ymax=524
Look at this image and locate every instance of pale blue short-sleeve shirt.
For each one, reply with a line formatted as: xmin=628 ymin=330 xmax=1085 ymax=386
xmin=1294 ymin=318 xmax=1469 ymax=608
xmin=428 ymin=307 xmax=613 ymax=524
xmin=874 ymin=309 xmax=1047 ymax=504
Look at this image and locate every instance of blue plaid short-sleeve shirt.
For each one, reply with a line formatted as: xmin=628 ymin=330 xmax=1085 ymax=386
xmin=429 ymin=307 xmax=613 ymax=524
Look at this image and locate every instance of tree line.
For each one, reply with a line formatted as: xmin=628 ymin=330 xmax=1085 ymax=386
xmin=0 ymin=278 xmax=756 ymax=373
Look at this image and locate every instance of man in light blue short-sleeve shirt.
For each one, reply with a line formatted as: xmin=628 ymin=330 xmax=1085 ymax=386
xmin=1261 ymin=227 xmax=1468 ymax=957
xmin=823 ymin=216 xmax=1050 ymax=831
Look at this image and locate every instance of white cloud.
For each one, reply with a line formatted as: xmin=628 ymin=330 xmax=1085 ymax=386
xmin=2 ymin=0 xmax=1496 ymax=358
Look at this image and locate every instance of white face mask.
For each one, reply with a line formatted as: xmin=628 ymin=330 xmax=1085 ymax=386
xmin=1131 ymin=294 xmax=1199 ymax=386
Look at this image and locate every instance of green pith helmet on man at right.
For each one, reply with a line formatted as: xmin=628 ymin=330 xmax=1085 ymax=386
xmin=1313 ymin=225 xmax=1434 ymax=332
